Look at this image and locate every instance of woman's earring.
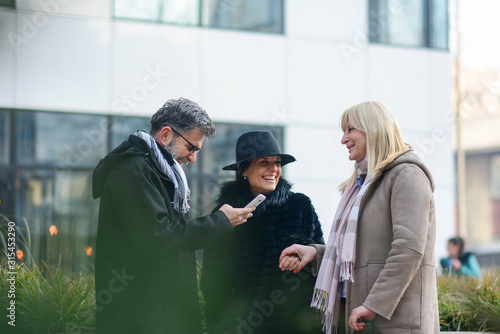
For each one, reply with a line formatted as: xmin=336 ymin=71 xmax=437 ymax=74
xmin=243 ymin=176 xmax=247 ymax=180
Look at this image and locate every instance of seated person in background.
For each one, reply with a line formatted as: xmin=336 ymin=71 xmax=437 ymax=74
xmin=440 ymin=236 xmax=482 ymax=278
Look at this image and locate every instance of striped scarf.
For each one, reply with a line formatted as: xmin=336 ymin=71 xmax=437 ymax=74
xmin=134 ymin=130 xmax=191 ymax=216
xmin=311 ymin=158 xmax=369 ymax=334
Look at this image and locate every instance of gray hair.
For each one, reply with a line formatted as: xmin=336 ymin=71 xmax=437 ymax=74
xmin=150 ymin=97 xmax=216 ymax=138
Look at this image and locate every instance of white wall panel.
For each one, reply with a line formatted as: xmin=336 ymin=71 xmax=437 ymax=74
xmin=286 ymin=0 xmax=366 ymax=41
xmin=429 ymin=51 xmax=453 ymax=130
xmin=201 ymin=29 xmax=286 ymax=123
xmin=112 ymin=22 xmax=201 ymax=117
xmin=15 ymin=14 xmax=110 ymax=111
xmin=0 ymin=11 xmax=16 ymax=107
xmin=366 ymin=45 xmax=432 ymax=133
xmin=287 ymin=39 xmax=365 ymax=126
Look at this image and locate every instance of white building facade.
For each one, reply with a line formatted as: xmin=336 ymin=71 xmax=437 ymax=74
xmin=0 ymin=0 xmax=453 ymax=271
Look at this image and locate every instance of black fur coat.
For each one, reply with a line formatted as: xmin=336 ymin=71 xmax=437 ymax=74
xmin=201 ymin=178 xmax=324 ymax=334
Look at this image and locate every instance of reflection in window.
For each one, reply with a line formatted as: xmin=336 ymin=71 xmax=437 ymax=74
xmin=369 ymin=0 xmax=448 ymax=49
xmin=0 ymin=111 xmax=8 ymax=164
xmin=430 ymin=0 xmax=448 ymax=49
xmin=114 ymin=0 xmax=284 ymax=33
xmin=203 ymin=0 xmax=283 ymax=33
xmin=0 ymin=0 xmax=15 ymax=8
xmin=15 ymin=170 xmax=99 ymax=273
xmin=114 ymin=0 xmax=199 ymax=25
xmin=16 ymin=111 xmax=108 ymax=168
xmin=111 ymin=116 xmax=150 ymax=148
xmin=114 ymin=0 xmax=160 ymax=21
xmin=161 ymin=0 xmax=199 ymax=25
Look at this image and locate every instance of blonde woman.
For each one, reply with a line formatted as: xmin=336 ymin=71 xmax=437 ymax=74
xmin=279 ymin=101 xmax=439 ymax=334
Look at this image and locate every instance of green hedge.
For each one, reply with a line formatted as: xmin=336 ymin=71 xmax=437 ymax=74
xmin=2 ymin=263 xmax=499 ymax=333
xmin=0 ymin=263 xmax=95 ymax=334
xmin=438 ymin=269 xmax=500 ymax=332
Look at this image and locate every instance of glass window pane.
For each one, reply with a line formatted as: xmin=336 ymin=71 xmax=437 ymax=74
xmin=372 ymin=0 xmax=424 ymax=47
xmin=430 ymin=0 xmax=448 ymax=49
xmin=161 ymin=0 xmax=200 ymax=25
xmin=0 ymin=0 xmax=15 ymax=8
xmin=15 ymin=170 xmax=98 ymax=273
xmin=111 ymin=116 xmax=150 ymax=148
xmin=0 ymin=111 xmax=9 ymax=164
xmin=203 ymin=0 xmax=283 ymax=33
xmin=16 ymin=112 xmax=108 ymax=168
xmin=114 ymin=0 xmax=160 ymax=21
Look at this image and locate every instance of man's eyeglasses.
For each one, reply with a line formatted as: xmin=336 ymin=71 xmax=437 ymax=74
xmin=170 ymin=127 xmax=201 ymax=154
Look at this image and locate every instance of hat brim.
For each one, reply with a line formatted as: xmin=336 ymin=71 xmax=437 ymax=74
xmin=222 ymin=154 xmax=296 ymax=171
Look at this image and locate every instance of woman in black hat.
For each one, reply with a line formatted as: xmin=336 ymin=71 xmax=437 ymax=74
xmin=201 ymin=130 xmax=324 ymax=334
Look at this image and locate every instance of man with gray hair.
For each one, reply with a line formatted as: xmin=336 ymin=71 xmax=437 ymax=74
xmin=92 ymin=97 xmax=254 ymax=334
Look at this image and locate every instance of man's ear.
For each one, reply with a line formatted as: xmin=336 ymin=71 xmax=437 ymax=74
xmin=158 ymin=126 xmax=173 ymax=147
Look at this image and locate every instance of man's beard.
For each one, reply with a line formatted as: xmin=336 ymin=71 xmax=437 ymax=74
xmin=166 ymin=139 xmax=190 ymax=165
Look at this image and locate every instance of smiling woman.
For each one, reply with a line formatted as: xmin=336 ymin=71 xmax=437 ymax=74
xmin=201 ymin=130 xmax=325 ymax=334
xmin=243 ymin=156 xmax=282 ymax=196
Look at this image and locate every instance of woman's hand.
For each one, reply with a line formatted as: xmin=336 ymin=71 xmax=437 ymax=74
xmin=279 ymin=244 xmax=317 ymax=272
xmin=349 ymin=305 xmax=376 ymax=331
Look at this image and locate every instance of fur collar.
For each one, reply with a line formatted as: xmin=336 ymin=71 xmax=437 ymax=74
xmin=215 ymin=178 xmax=293 ymax=210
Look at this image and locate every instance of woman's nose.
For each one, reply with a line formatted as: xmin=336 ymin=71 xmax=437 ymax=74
xmin=341 ymin=132 xmax=348 ymax=144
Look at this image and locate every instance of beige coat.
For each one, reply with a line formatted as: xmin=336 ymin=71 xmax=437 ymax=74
xmin=316 ymin=150 xmax=439 ymax=334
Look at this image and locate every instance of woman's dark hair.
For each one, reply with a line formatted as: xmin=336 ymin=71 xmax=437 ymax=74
xmin=236 ymin=159 xmax=253 ymax=184
xmin=448 ymin=237 xmax=465 ymax=255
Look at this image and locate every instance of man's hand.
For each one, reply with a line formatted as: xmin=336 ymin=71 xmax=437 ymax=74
xmin=349 ymin=305 xmax=376 ymax=331
xmin=279 ymin=244 xmax=317 ymax=272
xmin=219 ymin=204 xmax=255 ymax=227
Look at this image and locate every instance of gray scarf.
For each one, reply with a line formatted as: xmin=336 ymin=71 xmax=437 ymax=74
xmin=134 ymin=130 xmax=191 ymax=216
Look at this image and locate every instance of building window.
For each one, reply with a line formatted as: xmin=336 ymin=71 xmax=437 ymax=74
xmin=368 ymin=0 xmax=448 ymax=49
xmin=1 ymin=109 xmax=285 ymax=273
xmin=0 ymin=0 xmax=15 ymax=8
xmin=202 ymin=0 xmax=283 ymax=33
xmin=113 ymin=0 xmax=284 ymax=34
xmin=16 ymin=111 xmax=108 ymax=168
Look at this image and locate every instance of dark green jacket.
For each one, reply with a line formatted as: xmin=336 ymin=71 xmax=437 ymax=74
xmin=92 ymin=134 xmax=233 ymax=334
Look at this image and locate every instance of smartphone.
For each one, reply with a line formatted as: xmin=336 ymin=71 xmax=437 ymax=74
xmin=244 ymin=194 xmax=266 ymax=208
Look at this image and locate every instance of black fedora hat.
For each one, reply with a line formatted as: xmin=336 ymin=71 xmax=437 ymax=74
xmin=222 ymin=130 xmax=296 ymax=171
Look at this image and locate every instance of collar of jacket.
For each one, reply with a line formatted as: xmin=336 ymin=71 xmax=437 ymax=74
xmin=215 ymin=178 xmax=293 ymax=211
xmin=128 ymin=134 xmax=176 ymax=166
xmin=359 ymin=148 xmax=433 ymax=208
xmin=92 ymin=134 xmax=176 ymax=199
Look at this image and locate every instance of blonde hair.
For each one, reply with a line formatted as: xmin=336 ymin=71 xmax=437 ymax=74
xmin=339 ymin=101 xmax=411 ymax=193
